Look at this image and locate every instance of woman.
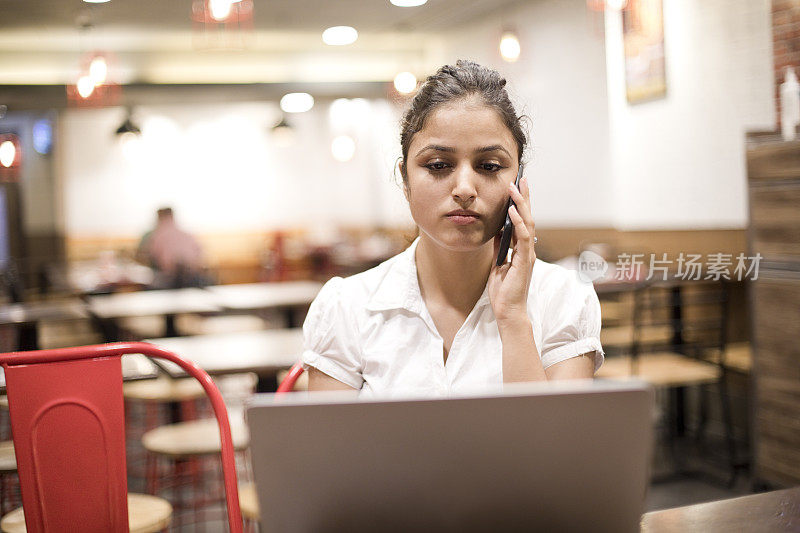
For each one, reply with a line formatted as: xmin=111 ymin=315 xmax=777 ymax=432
xmin=304 ymin=60 xmax=603 ymax=394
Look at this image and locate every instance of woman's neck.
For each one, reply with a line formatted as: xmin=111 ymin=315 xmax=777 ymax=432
xmin=415 ymin=234 xmax=493 ymax=314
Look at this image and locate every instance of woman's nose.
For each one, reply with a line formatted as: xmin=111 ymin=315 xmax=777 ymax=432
xmin=451 ymin=165 xmax=477 ymax=203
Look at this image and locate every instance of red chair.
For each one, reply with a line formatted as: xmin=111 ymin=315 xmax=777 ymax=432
xmin=276 ymin=362 xmax=304 ymax=394
xmin=0 ymin=342 xmax=243 ymax=533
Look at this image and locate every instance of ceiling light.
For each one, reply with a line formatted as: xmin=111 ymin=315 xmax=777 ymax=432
xmin=280 ymin=93 xmax=314 ymax=113
xmin=119 ymin=132 xmax=141 ymax=161
xmin=500 ymin=32 xmax=521 ymax=62
xmin=322 ymin=26 xmax=358 ymax=46
xmin=0 ymin=141 xmax=16 ymax=168
xmin=606 ymin=0 xmax=629 ymax=10
xmin=82 ymin=0 xmax=111 ymax=3
xmin=390 ymin=0 xmax=428 ymax=6
xmin=76 ymin=76 xmax=95 ymax=98
xmin=331 ymin=135 xmax=356 ymax=162
xmin=115 ymin=112 xmax=142 ymax=161
xmin=271 ymin=117 xmax=295 ymax=147
xmin=115 ymin=115 xmax=142 ymax=137
xmin=209 ymin=0 xmax=233 ymax=21
xmin=393 ymin=72 xmax=418 ymax=94
xmin=89 ymin=56 xmax=108 ymax=85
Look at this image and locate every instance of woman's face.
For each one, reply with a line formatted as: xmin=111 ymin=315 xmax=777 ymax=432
xmin=404 ymin=98 xmax=520 ymax=252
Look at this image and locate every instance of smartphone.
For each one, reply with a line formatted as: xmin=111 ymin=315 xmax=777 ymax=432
xmin=495 ymin=164 xmax=524 ymax=266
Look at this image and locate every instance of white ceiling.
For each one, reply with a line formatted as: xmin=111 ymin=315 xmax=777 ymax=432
xmin=0 ymin=0 xmax=523 ymax=33
xmin=0 ymin=0 xmax=527 ymax=88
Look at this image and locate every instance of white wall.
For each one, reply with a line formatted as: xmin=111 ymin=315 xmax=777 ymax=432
xmin=58 ymin=0 xmax=777 ymax=238
xmin=59 ymin=99 xmax=412 ymax=238
xmin=605 ymin=0 xmax=775 ymax=230
xmin=439 ymin=0 xmax=615 ymax=228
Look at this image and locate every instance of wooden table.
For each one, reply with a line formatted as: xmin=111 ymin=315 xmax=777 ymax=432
xmin=0 ymin=299 xmax=89 ymax=350
xmin=67 ymin=258 xmax=154 ymax=295
xmin=641 ymin=486 xmax=800 ymax=532
xmin=204 ymin=281 xmax=322 ymax=327
xmin=144 ymin=329 xmax=303 ymax=390
xmin=86 ymin=288 xmax=223 ymax=339
xmin=86 ymin=289 xmax=222 ymax=319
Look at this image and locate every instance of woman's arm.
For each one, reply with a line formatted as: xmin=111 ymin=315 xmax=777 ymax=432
xmin=489 ymin=175 xmax=548 ymax=383
xmin=308 ymin=366 xmax=358 ymax=392
xmin=544 ymin=352 xmax=595 ymax=380
xmin=489 ymin=176 xmax=598 ymax=383
xmin=497 ymin=317 xmax=547 ymax=382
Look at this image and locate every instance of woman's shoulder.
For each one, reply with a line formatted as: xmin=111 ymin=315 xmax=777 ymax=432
xmin=532 ymin=257 xmax=582 ymax=287
xmin=529 ymin=258 xmax=598 ymax=306
xmin=315 ymin=245 xmax=414 ymax=309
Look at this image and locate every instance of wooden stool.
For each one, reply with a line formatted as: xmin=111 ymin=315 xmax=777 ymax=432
xmin=0 ymin=398 xmax=10 ymax=441
xmin=143 ymin=417 xmax=249 ymax=529
xmin=239 ymin=483 xmax=260 ymax=532
xmin=123 ymin=377 xmax=208 ymax=490
xmin=703 ymin=342 xmax=752 ymax=374
xmin=0 ymin=493 xmax=172 ymax=533
xmin=596 ymin=353 xmax=721 ymax=387
xmin=124 ymin=377 xmax=207 ymax=403
xmin=0 ymin=442 xmax=17 ymax=516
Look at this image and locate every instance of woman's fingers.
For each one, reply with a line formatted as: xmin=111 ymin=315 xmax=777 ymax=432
xmin=509 ymin=177 xmax=536 ymax=259
xmin=507 ymin=205 xmax=531 ymax=266
xmin=508 ymin=180 xmax=534 ymax=233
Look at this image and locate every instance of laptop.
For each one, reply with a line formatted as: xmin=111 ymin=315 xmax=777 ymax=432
xmin=246 ymin=380 xmax=653 ymax=533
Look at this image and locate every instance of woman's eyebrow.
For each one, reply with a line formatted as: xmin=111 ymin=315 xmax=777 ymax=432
xmin=415 ymin=144 xmax=456 ymax=156
xmin=475 ymin=145 xmax=511 ymax=157
xmin=415 ymin=144 xmax=511 ymax=157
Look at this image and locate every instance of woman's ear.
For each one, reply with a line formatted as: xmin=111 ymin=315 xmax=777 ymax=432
xmin=398 ymin=160 xmax=410 ymax=200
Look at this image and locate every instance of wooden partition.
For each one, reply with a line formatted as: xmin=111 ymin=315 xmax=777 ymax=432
xmin=747 ymin=134 xmax=800 ymax=488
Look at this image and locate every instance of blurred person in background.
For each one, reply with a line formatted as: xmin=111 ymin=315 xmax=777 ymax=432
xmin=137 ymin=207 xmax=208 ymax=288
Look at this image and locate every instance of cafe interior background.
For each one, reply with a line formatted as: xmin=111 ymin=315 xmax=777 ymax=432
xmin=0 ymin=0 xmax=798 ymax=529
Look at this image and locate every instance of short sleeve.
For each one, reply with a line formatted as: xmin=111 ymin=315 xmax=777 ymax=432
xmin=539 ymin=273 xmax=605 ymax=373
xmin=301 ymin=277 xmax=365 ymax=389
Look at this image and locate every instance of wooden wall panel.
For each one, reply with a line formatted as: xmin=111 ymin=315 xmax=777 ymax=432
xmin=748 ymin=134 xmax=800 ymax=488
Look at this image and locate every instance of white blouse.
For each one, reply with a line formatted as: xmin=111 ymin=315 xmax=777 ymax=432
xmin=302 ymin=238 xmax=604 ymax=396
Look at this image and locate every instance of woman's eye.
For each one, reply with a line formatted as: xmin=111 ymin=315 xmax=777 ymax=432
xmin=425 ymin=162 xmax=450 ymax=171
xmin=480 ymin=163 xmax=503 ymax=172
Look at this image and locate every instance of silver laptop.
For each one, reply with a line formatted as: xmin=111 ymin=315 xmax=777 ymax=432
xmin=246 ymin=380 xmax=653 ymax=533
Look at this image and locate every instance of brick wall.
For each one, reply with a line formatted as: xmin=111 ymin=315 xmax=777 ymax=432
xmin=773 ymin=0 xmax=800 ymax=126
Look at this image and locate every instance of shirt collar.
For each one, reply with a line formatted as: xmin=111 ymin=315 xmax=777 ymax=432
xmin=365 ymin=237 xmax=492 ymax=314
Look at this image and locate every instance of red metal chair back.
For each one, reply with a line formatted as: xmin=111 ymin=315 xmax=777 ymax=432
xmin=276 ymin=361 xmax=304 ymax=394
xmin=0 ymin=342 xmax=243 ymax=533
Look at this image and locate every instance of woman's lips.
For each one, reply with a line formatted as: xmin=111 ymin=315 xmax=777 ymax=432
xmin=446 ymin=214 xmax=479 ymax=225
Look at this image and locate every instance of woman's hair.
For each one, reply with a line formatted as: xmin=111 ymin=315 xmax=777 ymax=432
xmin=398 ymin=59 xmax=528 ymax=186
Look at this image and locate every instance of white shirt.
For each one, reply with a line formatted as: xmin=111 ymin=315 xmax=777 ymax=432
xmin=302 ymin=238 xmax=604 ymax=396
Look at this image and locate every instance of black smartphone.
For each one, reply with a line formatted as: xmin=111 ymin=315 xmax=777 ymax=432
xmin=495 ymin=164 xmax=524 ymax=266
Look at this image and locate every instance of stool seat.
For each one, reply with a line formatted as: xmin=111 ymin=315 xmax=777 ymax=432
xmin=239 ymin=483 xmax=260 ymax=521
xmin=596 ymin=353 xmax=721 ymax=387
xmin=123 ymin=377 xmax=206 ymax=402
xmin=0 ymin=442 xmax=15 ymax=473
xmin=0 ymin=493 xmax=172 ymax=533
xmin=143 ymin=417 xmax=249 ymax=458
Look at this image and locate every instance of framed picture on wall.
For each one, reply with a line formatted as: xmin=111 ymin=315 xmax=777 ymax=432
xmin=623 ymin=0 xmax=667 ymax=104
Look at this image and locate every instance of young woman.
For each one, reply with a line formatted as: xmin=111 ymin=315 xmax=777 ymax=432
xmin=304 ymin=60 xmax=603 ymax=395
